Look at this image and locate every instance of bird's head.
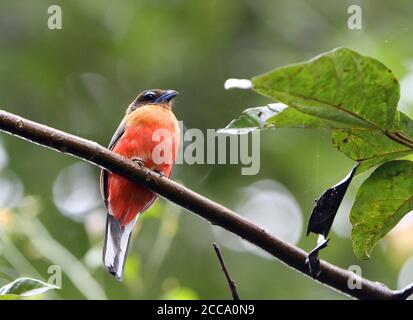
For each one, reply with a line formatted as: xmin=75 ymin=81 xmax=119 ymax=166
xmin=128 ymin=89 xmax=178 ymax=113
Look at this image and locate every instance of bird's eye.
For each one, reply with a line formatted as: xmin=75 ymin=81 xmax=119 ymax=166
xmin=142 ymin=91 xmax=156 ymax=100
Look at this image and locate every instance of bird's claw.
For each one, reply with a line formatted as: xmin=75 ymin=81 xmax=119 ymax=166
xmin=132 ymin=157 xmax=145 ymax=167
xmin=153 ymin=169 xmax=164 ymax=177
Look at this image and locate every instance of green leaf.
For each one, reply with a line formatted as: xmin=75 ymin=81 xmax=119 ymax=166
xmin=252 ymin=48 xmax=400 ymax=130
xmin=219 ymin=103 xmax=349 ymax=134
xmin=267 ymin=106 xmax=350 ymax=129
xmin=333 ymin=112 xmax=413 ymax=173
xmin=351 ymin=160 xmax=413 ymax=259
xmin=218 ymin=103 xmax=286 ymax=134
xmin=399 ymin=111 xmax=413 ymax=141
xmin=332 ymin=130 xmax=411 ymax=173
xmin=0 ymin=277 xmax=58 ymax=297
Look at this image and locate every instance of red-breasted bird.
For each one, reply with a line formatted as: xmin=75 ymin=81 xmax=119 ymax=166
xmin=100 ymin=89 xmax=180 ymax=280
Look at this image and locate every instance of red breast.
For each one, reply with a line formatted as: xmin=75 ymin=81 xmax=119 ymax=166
xmin=108 ymin=104 xmax=180 ymax=225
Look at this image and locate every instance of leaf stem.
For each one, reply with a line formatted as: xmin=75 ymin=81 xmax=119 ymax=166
xmin=386 ymin=131 xmax=413 ymax=149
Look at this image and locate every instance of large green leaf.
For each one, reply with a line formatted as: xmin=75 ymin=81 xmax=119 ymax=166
xmin=351 ymin=160 xmax=413 ymax=259
xmin=332 ymin=130 xmax=412 ymax=173
xmin=399 ymin=111 xmax=413 ymax=140
xmin=333 ymin=112 xmax=413 ymax=173
xmin=266 ymin=106 xmax=349 ymax=129
xmin=252 ymin=48 xmax=400 ymax=130
xmin=0 ymin=277 xmax=58 ymax=298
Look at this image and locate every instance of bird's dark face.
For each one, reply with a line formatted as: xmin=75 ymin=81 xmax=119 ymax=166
xmin=128 ymin=89 xmax=178 ymax=113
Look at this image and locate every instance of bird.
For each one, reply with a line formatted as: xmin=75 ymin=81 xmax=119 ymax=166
xmin=100 ymin=89 xmax=180 ymax=280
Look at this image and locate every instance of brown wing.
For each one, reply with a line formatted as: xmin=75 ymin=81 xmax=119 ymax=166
xmin=100 ymin=120 xmax=126 ymax=207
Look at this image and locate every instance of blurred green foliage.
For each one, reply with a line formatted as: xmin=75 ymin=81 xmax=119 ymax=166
xmin=1 ymin=0 xmax=413 ymax=299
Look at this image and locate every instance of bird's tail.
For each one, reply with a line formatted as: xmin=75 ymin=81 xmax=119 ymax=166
xmin=103 ymin=214 xmax=137 ymax=281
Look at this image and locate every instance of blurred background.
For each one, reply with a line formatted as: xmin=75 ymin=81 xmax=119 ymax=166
xmin=0 ymin=0 xmax=413 ymax=299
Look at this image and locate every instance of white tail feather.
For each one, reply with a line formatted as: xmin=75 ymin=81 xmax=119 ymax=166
xmin=103 ymin=215 xmax=138 ymax=281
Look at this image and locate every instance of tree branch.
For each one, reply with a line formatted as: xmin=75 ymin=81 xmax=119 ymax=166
xmin=393 ymin=283 xmax=413 ymax=300
xmin=212 ymin=242 xmax=240 ymax=300
xmin=0 ymin=109 xmax=408 ymax=300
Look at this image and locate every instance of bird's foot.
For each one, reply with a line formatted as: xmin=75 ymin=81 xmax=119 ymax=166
xmin=132 ymin=157 xmax=145 ymax=167
xmin=153 ymin=169 xmax=165 ymax=177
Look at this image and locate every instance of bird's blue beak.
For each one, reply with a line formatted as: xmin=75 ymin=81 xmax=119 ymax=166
xmin=155 ymin=90 xmax=178 ymax=103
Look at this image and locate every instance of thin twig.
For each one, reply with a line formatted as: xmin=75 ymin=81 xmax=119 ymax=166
xmin=0 ymin=109 xmax=409 ymax=300
xmin=212 ymin=243 xmax=240 ymax=300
